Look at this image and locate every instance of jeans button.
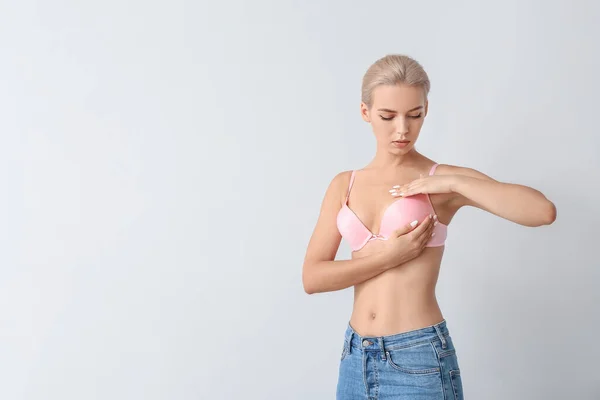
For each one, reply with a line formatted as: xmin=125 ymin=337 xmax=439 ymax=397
xmin=362 ymin=339 xmax=370 ymax=347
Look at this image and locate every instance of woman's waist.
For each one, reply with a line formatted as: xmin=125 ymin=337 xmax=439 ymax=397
xmin=345 ymin=315 xmax=448 ymax=348
xmin=350 ymin=295 xmax=441 ymax=328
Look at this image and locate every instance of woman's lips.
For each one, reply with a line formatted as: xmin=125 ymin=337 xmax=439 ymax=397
xmin=392 ymin=140 xmax=410 ymax=148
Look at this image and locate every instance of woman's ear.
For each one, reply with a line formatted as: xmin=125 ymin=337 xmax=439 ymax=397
xmin=360 ymin=102 xmax=371 ymax=123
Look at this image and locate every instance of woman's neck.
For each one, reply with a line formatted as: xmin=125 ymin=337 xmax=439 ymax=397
xmin=366 ymin=148 xmax=421 ymax=171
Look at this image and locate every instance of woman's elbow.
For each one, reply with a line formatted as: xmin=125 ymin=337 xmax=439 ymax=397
xmin=302 ymin=265 xmax=317 ymax=294
xmin=303 ymin=279 xmax=315 ymax=295
xmin=541 ymin=200 xmax=557 ymax=225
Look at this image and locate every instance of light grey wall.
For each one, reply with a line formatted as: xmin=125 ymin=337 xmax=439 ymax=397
xmin=1 ymin=0 xmax=598 ymax=399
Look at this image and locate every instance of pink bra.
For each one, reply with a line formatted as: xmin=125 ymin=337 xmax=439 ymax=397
xmin=336 ymin=164 xmax=448 ymax=252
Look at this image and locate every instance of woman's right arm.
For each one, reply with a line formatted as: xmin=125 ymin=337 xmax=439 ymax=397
xmin=302 ymin=172 xmax=434 ymax=295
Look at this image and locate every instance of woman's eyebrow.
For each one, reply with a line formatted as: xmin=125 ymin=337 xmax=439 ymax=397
xmin=376 ymin=106 xmax=424 ymax=113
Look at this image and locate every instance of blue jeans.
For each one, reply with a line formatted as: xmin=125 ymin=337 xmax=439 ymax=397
xmin=336 ymin=319 xmax=464 ymax=399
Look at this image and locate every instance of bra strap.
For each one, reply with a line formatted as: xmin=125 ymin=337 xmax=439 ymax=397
xmin=345 ymin=171 xmax=356 ymax=203
xmin=429 ymin=163 xmax=439 ymax=176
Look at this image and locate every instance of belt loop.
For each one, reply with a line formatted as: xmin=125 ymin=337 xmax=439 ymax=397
xmin=434 ymin=324 xmax=447 ymax=349
xmin=377 ymin=337 xmax=386 ymax=360
xmin=347 ymin=331 xmax=354 ymax=355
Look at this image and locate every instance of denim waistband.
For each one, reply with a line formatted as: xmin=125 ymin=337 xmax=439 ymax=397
xmin=343 ymin=319 xmax=450 ymax=358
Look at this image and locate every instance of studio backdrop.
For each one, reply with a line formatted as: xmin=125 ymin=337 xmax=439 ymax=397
xmin=1 ymin=1 xmax=598 ymax=399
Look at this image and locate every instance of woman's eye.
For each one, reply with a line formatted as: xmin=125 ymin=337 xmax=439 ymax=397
xmin=380 ymin=114 xmax=422 ymax=121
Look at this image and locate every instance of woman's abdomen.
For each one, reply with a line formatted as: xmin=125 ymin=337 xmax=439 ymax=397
xmin=349 ymin=246 xmax=445 ymax=336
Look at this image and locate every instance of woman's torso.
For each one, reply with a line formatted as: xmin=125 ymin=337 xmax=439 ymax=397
xmin=340 ymin=165 xmax=458 ymax=337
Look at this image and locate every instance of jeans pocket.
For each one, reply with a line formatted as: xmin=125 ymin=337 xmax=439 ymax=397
xmin=385 ymin=341 xmax=441 ymax=375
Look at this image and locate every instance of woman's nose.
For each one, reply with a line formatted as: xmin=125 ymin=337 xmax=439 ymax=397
xmin=395 ymin=118 xmax=409 ymax=134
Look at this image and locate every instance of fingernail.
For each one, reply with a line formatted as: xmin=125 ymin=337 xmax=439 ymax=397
xmin=432 ymin=233 xmax=436 ymax=237
xmin=429 ymin=214 xmax=433 ymax=219
xmin=389 ymin=189 xmax=395 ymax=193
xmin=410 ymin=220 xmax=418 ymax=227
xmin=434 ymin=221 xmax=438 ymax=226
xmin=434 ymin=215 xmax=438 ymax=220
xmin=398 ymin=193 xmax=404 ymax=196
xmin=393 ymin=185 xmax=400 ymax=189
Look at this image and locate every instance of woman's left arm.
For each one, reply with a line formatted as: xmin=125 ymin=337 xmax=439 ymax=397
xmin=447 ymin=165 xmax=557 ymax=227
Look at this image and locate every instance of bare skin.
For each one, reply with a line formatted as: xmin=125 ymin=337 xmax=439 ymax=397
xmin=302 ymin=84 xmax=557 ymax=337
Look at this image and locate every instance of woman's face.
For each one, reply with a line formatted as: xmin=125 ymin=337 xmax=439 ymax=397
xmin=360 ymin=84 xmax=428 ymax=155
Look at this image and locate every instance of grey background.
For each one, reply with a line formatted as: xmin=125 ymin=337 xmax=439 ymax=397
xmin=1 ymin=0 xmax=599 ymax=399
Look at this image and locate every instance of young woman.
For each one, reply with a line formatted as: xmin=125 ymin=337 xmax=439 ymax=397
xmin=302 ymin=54 xmax=556 ymax=400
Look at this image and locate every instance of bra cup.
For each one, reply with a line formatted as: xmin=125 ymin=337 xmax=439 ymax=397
xmin=336 ymin=194 xmax=448 ymax=251
xmin=379 ymin=195 xmax=434 ymax=238
xmin=337 ymin=206 xmax=372 ymax=250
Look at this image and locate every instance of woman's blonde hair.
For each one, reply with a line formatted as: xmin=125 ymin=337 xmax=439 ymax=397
xmin=361 ymin=54 xmax=430 ymax=109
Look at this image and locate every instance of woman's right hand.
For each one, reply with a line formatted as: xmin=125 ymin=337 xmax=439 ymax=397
xmin=381 ymin=215 xmax=437 ymax=268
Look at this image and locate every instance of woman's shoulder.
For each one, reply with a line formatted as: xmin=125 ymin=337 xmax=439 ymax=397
xmin=430 ymin=163 xmax=454 ymax=174
xmin=319 ymin=170 xmax=354 ymax=193
xmin=318 ymin=170 xmax=354 ymax=207
xmin=329 ymin=170 xmax=354 ymax=190
xmin=430 ymin=163 xmax=497 ymax=182
xmin=430 ymin=163 xmax=471 ymax=175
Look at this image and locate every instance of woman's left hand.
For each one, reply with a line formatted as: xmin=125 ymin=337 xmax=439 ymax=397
xmin=390 ymin=175 xmax=459 ymax=197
